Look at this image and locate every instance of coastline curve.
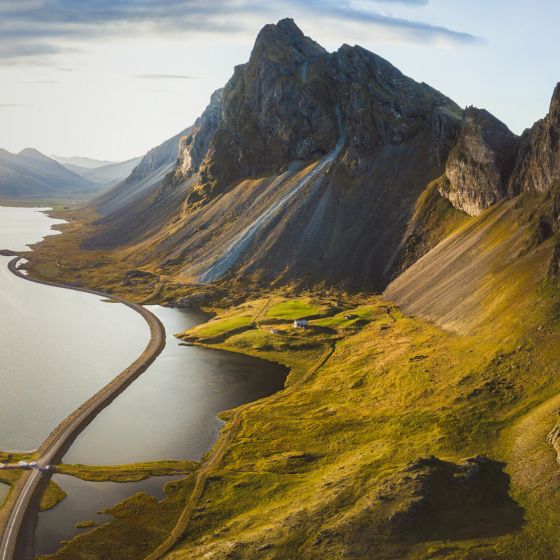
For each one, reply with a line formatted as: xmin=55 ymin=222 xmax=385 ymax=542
xmin=0 ymin=257 xmax=166 ymax=560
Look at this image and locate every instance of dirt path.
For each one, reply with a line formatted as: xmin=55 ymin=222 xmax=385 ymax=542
xmin=144 ymin=340 xmax=336 ymax=560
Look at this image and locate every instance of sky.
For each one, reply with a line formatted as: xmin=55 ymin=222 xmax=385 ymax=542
xmin=0 ymin=0 xmax=558 ymax=162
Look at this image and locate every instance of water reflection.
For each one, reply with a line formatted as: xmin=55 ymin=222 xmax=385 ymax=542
xmin=34 ymin=473 xmax=183 ymax=556
xmin=64 ymin=305 xmax=287 ymax=464
xmin=0 ymin=207 xmax=149 ymax=450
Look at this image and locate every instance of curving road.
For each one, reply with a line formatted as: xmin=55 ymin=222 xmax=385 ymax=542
xmin=0 ymin=257 xmax=166 ymax=560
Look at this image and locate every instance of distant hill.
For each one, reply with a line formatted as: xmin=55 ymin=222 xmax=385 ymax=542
xmin=62 ymin=156 xmax=143 ymax=188
xmin=0 ymin=148 xmax=103 ymax=200
xmin=51 ymin=155 xmax=115 ymax=169
xmin=83 ymin=128 xmax=191 ymax=248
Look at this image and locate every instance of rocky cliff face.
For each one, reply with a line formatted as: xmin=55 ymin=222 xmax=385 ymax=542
xmin=441 ymin=107 xmax=518 ymax=216
xmin=172 ymin=18 xmax=462 ymax=212
xmin=85 ymin=19 xmax=560 ymax=291
xmin=509 ymin=83 xmax=560 ymax=195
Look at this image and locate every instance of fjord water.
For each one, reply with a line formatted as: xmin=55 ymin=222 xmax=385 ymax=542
xmin=0 ymin=206 xmax=287 ymax=555
xmin=0 ymin=207 xmax=149 ymax=450
xmin=63 ymin=304 xmax=287 ymax=464
xmin=34 ymin=473 xmax=184 ymax=556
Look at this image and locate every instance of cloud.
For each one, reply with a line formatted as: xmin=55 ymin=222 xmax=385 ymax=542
xmin=361 ymin=0 xmax=430 ymax=3
xmin=0 ymin=104 xmax=29 ymax=108
xmin=136 ymin=74 xmax=199 ymax=80
xmin=0 ymin=0 xmax=482 ymax=63
xmin=290 ymin=0 xmax=482 ymax=46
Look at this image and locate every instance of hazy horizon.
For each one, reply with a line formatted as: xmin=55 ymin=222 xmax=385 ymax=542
xmin=1 ymin=0 xmax=558 ymax=161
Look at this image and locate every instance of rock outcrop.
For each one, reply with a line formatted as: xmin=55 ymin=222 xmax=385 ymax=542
xmin=509 ymin=83 xmax=560 ymax=195
xmin=441 ymin=107 xmax=517 ymax=216
xmin=172 ymin=18 xmax=462 ymax=211
xmin=82 ymin=19 xmax=560 ymax=291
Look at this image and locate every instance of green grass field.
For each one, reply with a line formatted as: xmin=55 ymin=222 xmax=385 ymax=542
xmin=265 ymin=299 xmax=330 ymax=320
xmin=56 ymin=461 xmax=196 ymax=483
xmin=188 ymin=315 xmax=255 ymax=339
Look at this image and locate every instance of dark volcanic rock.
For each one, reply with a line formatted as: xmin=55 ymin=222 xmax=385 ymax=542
xmin=87 ymin=18 xmax=550 ymax=291
xmin=442 ymin=107 xmax=518 ymax=216
xmin=174 ymin=18 xmax=462 ymax=208
xmin=509 ymin=83 xmax=560 ymax=195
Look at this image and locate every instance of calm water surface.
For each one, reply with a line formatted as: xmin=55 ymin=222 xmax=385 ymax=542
xmin=34 ymin=473 xmax=183 ymax=556
xmin=1 ymin=207 xmax=287 ymax=555
xmin=63 ymin=305 xmax=287 ymax=464
xmin=0 ymin=206 xmax=149 ymax=450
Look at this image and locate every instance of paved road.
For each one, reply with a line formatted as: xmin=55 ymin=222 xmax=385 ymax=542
xmin=0 ymin=257 xmax=166 ymax=560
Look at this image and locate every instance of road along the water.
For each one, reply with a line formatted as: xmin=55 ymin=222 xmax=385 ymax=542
xmin=0 ymin=257 xmax=166 ymax=560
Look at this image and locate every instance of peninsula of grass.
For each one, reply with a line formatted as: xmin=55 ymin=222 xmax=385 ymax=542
xmin=75 ymin=520 xmax=97 ymax=529
xmin=187 ymin=315 xmax=255 ymax=340
xmin=40 ymin=481 xmax=67 ymax=511
xmin=56 ymin=461 xmax=197 ymax=483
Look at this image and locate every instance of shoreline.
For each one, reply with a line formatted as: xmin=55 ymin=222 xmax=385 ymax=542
xmin=0 ymin=256 xmax=167 ymax=560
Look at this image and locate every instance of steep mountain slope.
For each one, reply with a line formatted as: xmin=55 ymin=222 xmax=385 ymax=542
xmin=83 ymin=127 xmax=192 ymax=248
xmin=385 ymin=198 xmax=553 ymax=332
xmin=384 ymin=86 xmax=560 ymax=332
xmin=0 ymin=148 xmax=101 ymax=199
xmin=84 ymin=18 xmax=476 ymax=291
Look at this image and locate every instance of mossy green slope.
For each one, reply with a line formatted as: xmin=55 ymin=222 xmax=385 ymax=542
xmin=28 ymin=197 xmax=560 ymax=560
xmin=157 ymin=206 xmax=560 ymax=559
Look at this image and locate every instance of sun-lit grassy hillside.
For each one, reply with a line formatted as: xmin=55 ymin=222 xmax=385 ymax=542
xmin=21 ymin=192 xmax=560 ymax=560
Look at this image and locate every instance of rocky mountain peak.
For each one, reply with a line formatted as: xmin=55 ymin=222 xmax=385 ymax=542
xmin=441 ymin=106 xmax=517 ymax=216
xmin=172 ymin=19 xmax=465 ymax=204
xmin=251 ymin=18 xmax=326 ymax=67
xmin=508 ymin=83 xmax=560 ymax=195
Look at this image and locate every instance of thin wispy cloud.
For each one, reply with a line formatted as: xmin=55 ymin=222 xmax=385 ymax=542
xmin=136 ymin=74 xmax=199 ymax=80
xmin=368 ymin=0 xmax=429 ymax=4
xmin=0 ymin=0 xmax=482 ymax=63
xmin=290 ymin=0 xmax=483 ymax=46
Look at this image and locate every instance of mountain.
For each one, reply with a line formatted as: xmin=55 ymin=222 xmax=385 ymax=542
xmin=84 ymin=127 xmax=192 ymax=248
xmin=85 ymin=18 xmax=471 ymax=291
xmin=71 ymin=18 xmax=560 ymax=297
xmin=62 ymin=156 xmax=143 ymax=187
xmin=25 ymin=19 xmax=560 ymax=560
xmin=0 ymin=148 xmax=102 ymax=199
xmin=52 ymin=155 xmax=115 ymax=169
